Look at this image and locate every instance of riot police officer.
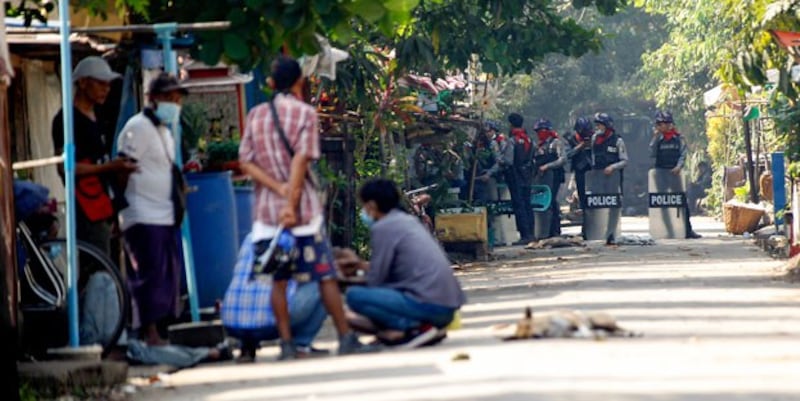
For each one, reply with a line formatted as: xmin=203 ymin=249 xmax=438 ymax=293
xmin=591 ymin=113 xmax=628 ymax=175
xmin=533 ymin=118 xmax=566 ymax=238
xmin=650 ymin=110 xmax=701 ymax=239
xmin=566 ymin=117 xmax=594 ymax=210
xmin=502 ymin=113 xmax=534 ymax=244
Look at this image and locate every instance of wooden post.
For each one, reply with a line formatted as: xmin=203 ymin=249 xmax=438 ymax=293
xmin=0 ymin=82 xmax=20 ymax=400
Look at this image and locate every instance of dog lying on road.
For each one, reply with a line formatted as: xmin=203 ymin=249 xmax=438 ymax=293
xmin=499 ymin=307 xmax=641 ymax=340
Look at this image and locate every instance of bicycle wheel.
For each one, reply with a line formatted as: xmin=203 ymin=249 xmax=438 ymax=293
xmin=38 ymin=239 xmax=130 ymax=355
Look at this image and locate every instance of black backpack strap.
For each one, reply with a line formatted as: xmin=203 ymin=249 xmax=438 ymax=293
xmin=269 ymin=99 xmax=296 ymax=159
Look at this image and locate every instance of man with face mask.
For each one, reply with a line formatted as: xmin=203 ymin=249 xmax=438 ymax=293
xmin=116 ymin=73 xmax=188 ymax=345
xmin=591 ymin=113 xmax=628 ymax=175
xmin=340 ymin=179 xmax=466 ymax=348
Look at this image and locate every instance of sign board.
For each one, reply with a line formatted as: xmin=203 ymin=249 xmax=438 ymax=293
xmin=583 ymin=170 xmax=622 ymax=241
xmin=648 ymin=168 xmax=687 ymax=239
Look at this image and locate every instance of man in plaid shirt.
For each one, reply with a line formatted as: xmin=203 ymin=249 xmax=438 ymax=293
xmin=239 ymin=56 xmax=375 ymax=360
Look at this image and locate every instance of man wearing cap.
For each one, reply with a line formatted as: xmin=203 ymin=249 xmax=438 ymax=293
xmin=239 ymin=56 xmax=377 ymax=359
xmin=51 ymin=56 xmax=137 ymax=255
xmin=115 ymin=72 xmax=188 ymax=345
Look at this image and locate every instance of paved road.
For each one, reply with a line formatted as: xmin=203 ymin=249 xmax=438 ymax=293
xmin=132 ymin=217 xmax=800 ymax=401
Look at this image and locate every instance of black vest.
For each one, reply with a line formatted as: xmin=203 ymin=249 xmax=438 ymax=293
xmin=534 ymin=137 xmax=558 ymax=167
xmin=512 ymin=134 xmax=533 ymax=180
xmin=655 ymin=136 xmax=682 ymax=169
xmin=567 ymin=134 xmax=592 ymax=172
xmin=592 ymin=133 xmax=620 ymax=170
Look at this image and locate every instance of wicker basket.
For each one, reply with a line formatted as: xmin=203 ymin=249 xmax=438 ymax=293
xmin=723 ymin=202 xmax=765 ymax=235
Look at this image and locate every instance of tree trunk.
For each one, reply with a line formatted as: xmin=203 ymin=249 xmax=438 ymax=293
xmin=743 ymin=115 xmax=759 ymax=204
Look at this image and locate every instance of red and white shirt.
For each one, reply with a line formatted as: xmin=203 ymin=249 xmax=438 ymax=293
xmin=239 ymin=93 xmax=322 ymax=240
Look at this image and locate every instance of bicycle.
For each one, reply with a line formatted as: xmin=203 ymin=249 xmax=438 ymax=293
xmin=14 ymin=181 xmax=130 ymax=359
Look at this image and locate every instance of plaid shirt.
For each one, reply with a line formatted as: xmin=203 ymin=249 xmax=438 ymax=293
xmin=239 ymin=93 xmax=322 ymax=228
xmin=221 ymin=234 xmax=298 ymax=329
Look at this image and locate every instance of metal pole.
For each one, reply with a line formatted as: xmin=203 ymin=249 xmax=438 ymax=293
xmin=773 ymin=152 xmax=786 ymax=227
xmin=58 ymin=0 xmax=79 ymax=347
xmin=5 ymin=21 xmax=231 ymax=35
xmin=154 ymin=23 xmax=200 ymax=322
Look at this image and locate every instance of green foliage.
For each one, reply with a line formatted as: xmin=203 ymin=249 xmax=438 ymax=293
xmin=124 ymin=0 xmax=420 ymax=72
xmin=404 ymin=0 xmax=628 ymax=75
xmin=180 ymin=102 xmax=209 ymax=151
xmin=205 ymin=139 xmax=239 ymax=168
xmin=4 ymin=0 xmax=54 ymax=25
xmin=492 ymin=5 xmax=664 ymax=129
xmin=19 ymin=381 xmax=37 ymax=401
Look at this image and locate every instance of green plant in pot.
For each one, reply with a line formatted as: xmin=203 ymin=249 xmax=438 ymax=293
xmin=181 ymin=102 xmax=209 ymax=171
xmin=206 ymin=139 xmax=241 ymax=174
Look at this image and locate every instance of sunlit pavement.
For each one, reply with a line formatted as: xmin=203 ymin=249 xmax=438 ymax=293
xmin=132 ymin=216 xmax=800 ymax=401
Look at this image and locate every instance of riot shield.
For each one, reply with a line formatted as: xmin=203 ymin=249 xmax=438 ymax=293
xmin=648 ymin=168 xmax=687 ymax=239
xmin=533 ymin=170 xmax=554 ymax=239
xmin=583 ymin=170 xmax=622 ymax=241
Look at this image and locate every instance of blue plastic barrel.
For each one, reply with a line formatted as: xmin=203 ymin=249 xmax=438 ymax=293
xmin=234 ymin=186 xmax=254 ymax=248
xmin=185 ymin=171 xmax=238 ymax=308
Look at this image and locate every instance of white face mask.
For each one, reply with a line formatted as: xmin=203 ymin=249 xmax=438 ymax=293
xmin=594 ymin=128 xmax=605 ymax=136
xmin=154 ymin=101 xmax=181 ymax=126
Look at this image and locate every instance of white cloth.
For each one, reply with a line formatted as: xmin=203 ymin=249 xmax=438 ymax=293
xmin=23 ymin=60 xmax=65 ymax=203
xmin=251 ymin=215 xmax=323 ymax=241
xmin=116 ymin=113 xmax=174 ymax=231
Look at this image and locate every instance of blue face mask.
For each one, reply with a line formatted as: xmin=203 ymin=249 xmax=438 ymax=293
xmin=154 ymin=102 xmax=181 ymax=126
xmin=359 ymin=209 xmax=375 ymax=228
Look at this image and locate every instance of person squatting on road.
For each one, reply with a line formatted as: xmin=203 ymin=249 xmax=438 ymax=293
xmin=649 ymin=110 xmax=702 ymax=239
xmin=222 ymin=234 xmax=329 ymax=363
xmin=239 ymin=56 xmax=376 ymax=360
xmin=566 ymin=117 xmax=594 ymax=211
xmin=503 ymin=113 xmax=535 ymax=245
xmin=116 ymin=73 xmax=188 ymax=345
xmin=51 ymin=56 xmax=137 ymax=256
xmin=338 ymin=179 xmax=467 ymax=348
xmin=532 ymin=118 xmax=567 ymax=239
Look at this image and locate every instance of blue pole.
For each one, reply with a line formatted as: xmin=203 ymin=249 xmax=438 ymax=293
xmin=154 ymin=23 xmax=200 ymax=322
xmin=58 ymin=0 xmax=79 ymax=347
xmin=772 ymin=152 xmax=786 ymax=227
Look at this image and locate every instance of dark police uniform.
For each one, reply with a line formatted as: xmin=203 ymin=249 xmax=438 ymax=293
xmin=502 ymin=130 xmax=534 ymax=242
xmin=650 ymin=132 xmax=698 ymax=238
xmin=534 ymin=136 xmax=566 ymax=237
xmin=566 ymin=133 xmax=592 ymax=209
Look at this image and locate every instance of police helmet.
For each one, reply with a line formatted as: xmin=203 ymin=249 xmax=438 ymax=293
xmin=573 ymin=117 xmax=593 ymax=136
xmin=594 ymin=112 xmax=614 ymax=129
xmin=655 ymin=110 xmax=674 ymax=124
xmin=533 ymin=118 xmax=553 ymax=131
xmin=484 ymin=120 xmax=501 ymax=132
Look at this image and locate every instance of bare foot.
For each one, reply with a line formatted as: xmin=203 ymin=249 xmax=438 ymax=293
xmin=207 ymin=349 xmax=221 ymax=360
xmin=376 ymin=329 xmax=407 ymax=345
